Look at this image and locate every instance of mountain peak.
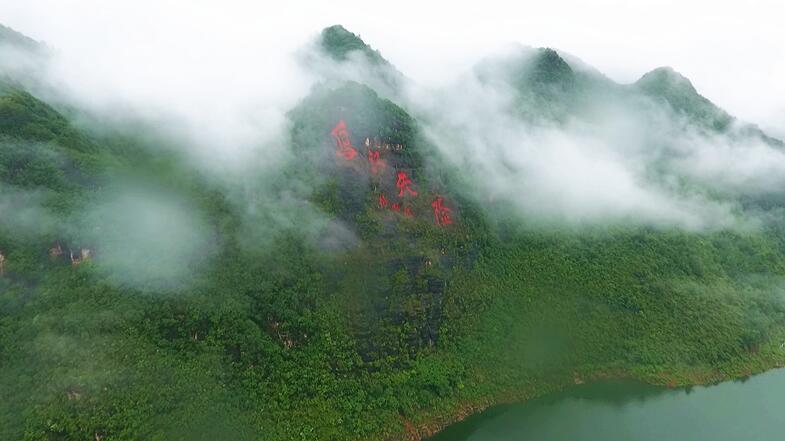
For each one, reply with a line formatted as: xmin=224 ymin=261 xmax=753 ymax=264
xmin=528 ymin=48 xmax=575 ymax=86
xmin=537 ymin=48 xmax=568 ymax=66
xmin=635 ymin=66 xmax=698 ymax=96
xmin=321 ymin=25 xmax=363 ymax=51
xmin=319 ymin=25 xmax=386 ymax=65
xmin=635 ymin=66 xmax=734 ymax=131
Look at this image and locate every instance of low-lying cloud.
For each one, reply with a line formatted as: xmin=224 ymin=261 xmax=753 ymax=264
xmin=1 ymin=7 xmax=784 ymax=235
xmin=76 ymin=185 xmax=217 ymax=291
xmin=406 ymin=61 xmax=785 ymax=230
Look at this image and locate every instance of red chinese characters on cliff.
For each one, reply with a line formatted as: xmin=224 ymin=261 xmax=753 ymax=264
xmin=331 ymin=120 xmax=357 ymax=161
xmin=368 ymin=149 xmax=386 ymax=174
xmin=431 ymin=196 xmax=452 ymax=227
xmin=328 ymin=119 xmax=457 ymax=226
xmin=396 ymin=171 xmax=417 ymax=197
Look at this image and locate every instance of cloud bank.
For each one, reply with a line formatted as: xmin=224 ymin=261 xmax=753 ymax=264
xmin=0 ymin=1 xmax=784 ymax=236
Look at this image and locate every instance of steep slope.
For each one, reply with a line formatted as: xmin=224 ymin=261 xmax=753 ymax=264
xmin=0 ymin=24 xmax=42 ymax=52
xmin=0 ymin=87 xmax=94 ymax=152
xmin=285 ymin=80 xmax=484 ymax=358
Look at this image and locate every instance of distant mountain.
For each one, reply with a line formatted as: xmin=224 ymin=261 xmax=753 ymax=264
xmin=472 ymin=44 xmax=783 ymax=147
xmin=635 ymin=66 xmax=783 ymax=146
xmin=634 ymin=66 xmax=732 ymax=130
xmin=0 ymin=23 xmax=42 ymax=52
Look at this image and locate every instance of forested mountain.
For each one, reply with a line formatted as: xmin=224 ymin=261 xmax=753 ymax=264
xmin=1 ymin=24 xmax=784 ymax=441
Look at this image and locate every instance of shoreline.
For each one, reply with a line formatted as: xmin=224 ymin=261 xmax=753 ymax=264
xmin=389 ymin=352 xmax=785 ymax=441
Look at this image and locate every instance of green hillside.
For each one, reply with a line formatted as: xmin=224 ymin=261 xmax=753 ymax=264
xmin=1 ymin=26 xmax=785 ymax=441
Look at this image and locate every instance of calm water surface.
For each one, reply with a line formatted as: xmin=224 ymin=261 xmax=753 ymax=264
xmin=430 ymin=368 xmax=785 ymax=441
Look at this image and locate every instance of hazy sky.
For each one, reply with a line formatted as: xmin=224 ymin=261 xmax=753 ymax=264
xmin=1 ymin=0 xmax=783 ymax=136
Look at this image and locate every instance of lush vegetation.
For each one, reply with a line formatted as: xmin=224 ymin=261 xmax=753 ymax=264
xmin=2 ymin=32 xmax=785 ymax=441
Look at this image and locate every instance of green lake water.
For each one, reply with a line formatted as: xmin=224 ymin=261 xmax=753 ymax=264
xmin=430 ymin=368 xmax=785 ymax=441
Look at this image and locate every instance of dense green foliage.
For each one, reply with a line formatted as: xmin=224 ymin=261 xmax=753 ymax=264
xmin=2 ymin=32 xmax=785 ymax=441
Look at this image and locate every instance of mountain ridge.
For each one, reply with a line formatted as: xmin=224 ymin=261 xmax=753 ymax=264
xmin=0 ymin=23 xmax=42 ymax=52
